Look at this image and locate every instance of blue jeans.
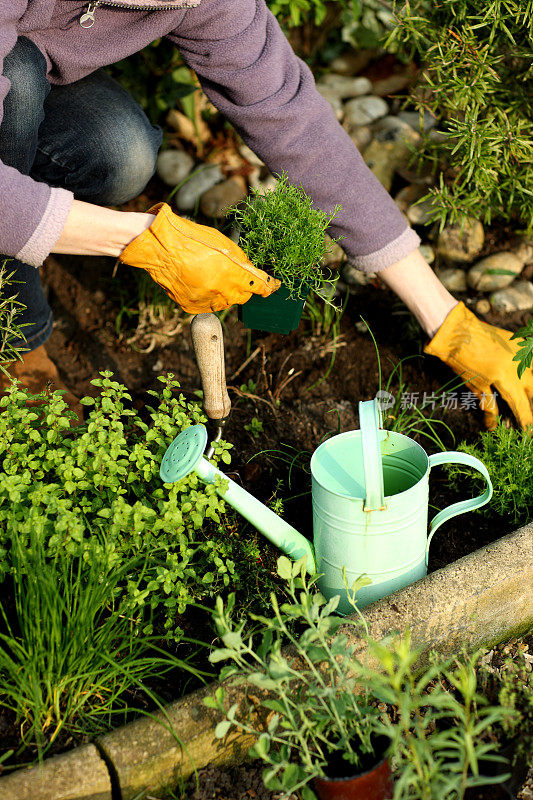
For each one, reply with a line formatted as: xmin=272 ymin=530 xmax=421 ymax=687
xmin=0 ymin=37 xmax=163 ymax=351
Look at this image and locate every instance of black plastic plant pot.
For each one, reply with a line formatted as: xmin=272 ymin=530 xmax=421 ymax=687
xmin=313 ymin=737 xmax=393 ymax=800
xmin=464 ymin=738 xmax=528 ymax=800
xmin=239 ymin=281 xmax=310 ymax=335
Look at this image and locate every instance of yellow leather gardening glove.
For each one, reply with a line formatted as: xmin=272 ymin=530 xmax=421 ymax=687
xmin=424 ymin=301 xmax=533 ymax=430
xmin=117 ymin=203 xmax=280 ymax=313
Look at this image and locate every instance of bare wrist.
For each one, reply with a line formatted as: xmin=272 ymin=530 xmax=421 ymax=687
xmin=380 ymin=249 xmax=458 ymax=338
xmin=106 ymin=211 xmax=154 ymax=257
xmin=52 ymin=200 xmax=155 ymax=258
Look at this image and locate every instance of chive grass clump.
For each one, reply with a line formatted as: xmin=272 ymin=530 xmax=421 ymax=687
xmin=233 ymin=172 xmax=341 ymax=300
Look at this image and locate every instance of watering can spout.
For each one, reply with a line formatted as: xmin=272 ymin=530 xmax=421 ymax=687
xmin=160 ymin=425 xmax=316 ymax=574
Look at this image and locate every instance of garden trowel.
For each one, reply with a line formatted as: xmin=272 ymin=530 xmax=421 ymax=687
xmin=190 ymin=313 xmax=231 ymax=458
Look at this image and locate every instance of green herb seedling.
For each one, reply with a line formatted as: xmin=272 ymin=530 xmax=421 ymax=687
xmin=233 ymin=172 xmax=342 ymax=301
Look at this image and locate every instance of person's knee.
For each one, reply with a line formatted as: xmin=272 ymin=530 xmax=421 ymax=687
xmin=1 ymin=38 xmax=50 ymax=134
xmin=86 ymin=126 xmax=162 ymax=205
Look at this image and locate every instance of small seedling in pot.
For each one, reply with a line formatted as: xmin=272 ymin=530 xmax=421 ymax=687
xmin=234 ymin=172 xmax=342 ymax=334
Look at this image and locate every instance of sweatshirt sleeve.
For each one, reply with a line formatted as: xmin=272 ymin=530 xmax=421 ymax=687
xmin=168 ymin=0 xmax=420 ymax=272
xmin=0 ymin=4 xmax=73 ymax=267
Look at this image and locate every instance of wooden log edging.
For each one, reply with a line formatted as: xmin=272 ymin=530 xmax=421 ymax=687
xmin=1 ymin=524 xmax=532 ymax=800
xmin=0 ymin=743 xmax=112 ymax=800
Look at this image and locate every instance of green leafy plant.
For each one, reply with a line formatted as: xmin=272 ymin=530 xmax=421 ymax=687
xmin=205 ymin=556 xmax=511 ymax=800
xmin=0 ymin=529 xmax=203 ymax=761
xmin=302 ymin=282 xmax=346 ymax=339
xmin=496 ymin=651 xmax=533 ymax=765
xmin=341 ymin=0 xmax=396 ymax=50
xmin=478 ymin=647 xmax=533 ymax=768
xmin=446 ymin=421 xmax=533 ymax=524
xmin=233 ymin=172 xmax=342 ymax=300
xmin=206 ymin=560 xmax=385 ymax=799
xmin=0 ymin=372 xmax=271 ymax=641
xmin=386 ymin=0 xmax=533 ymax=232
xmin=267 ymin=0 xmax=343 ymax=27
xmin=245 ymin=416 xmax=264 ymax=439
xmin=0 ymin=260 xmax=29 ymax=376
xmin=511 ymin=319 xmax=533 ymax=379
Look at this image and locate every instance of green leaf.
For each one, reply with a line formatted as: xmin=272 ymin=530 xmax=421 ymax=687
xmin=302 ymin=786 xmax=318 ymax=800
xmin=214 ymin=720 xmax=232 ymax=739
xmin=209 ymin=649 xmax=234 ymax=663
xmin=221 ymin=450 xmax=231 ymax=465
xmin=252 ymin=733 xmax=271 ymax=757
xmin=350 ymin=574 xmax=373 ymax=593
xmin=277 ymin=556 xmax=292 ymax=581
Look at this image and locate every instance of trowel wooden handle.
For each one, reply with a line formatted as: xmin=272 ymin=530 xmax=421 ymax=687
xmin=191 ymin=313 xmax=231 ymax=422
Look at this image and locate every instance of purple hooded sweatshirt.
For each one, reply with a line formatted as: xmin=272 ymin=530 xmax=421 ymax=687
xmin=2 ymin=0 xmax=420 ymax=270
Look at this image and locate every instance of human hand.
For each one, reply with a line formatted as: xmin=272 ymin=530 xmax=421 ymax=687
xmin=117 ymin=203 xmax=280 ymax=314
xmin=424 ymin=301 xmax=533 ymax=430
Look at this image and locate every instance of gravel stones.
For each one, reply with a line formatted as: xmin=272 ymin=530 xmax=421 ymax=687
xmin=476 ymin=299 xmax=491 ymax=314
xmin=371 ymin=71 xmax=413 ymax=97
xmin=328 ymin=50 xmax=375 ymax=76
xmin=349 ymin=125 xmax=373 ymax=150
xmin=511 ymin=238 xmax=533 ymax=267
xmin=490 ymin=281 xmax=533 ymax=313
xmin=467 ymin=252 xmax=524 ymax=291
xmin=317 ymin=74 xmax=372 ymax=100
xmin=435 ymin=267 xmax=468 ymax=293
xmin=174 ymin=164 xmax=223 ymax=211
xmin=238 ymin=142 xmax=264 ymax=167
xmin=394 ymin=184 xmax=426 ymax=213
xmin=156 ymin=149 xmax=194 ymax=187
xmin=419 ymin=243 xmax=435 ymax=265
xmin=342 ymin=263 xmax=376 ymax=287
xmin=344 ymin=95 xmax=388 ymax=127
xmin=406 ymin=194 xmax=438 ymax=226
xmin=248 ymin=169 xmax=277 ymax=194
xmin=316 ymin=85 xmax=344 ymax=120
xmin=373 ymin=115 xmax=420 ymax=146
xmin=398 ymin=110 xmax=437 ymax=132
xmin=200 ymin=176 xmax=247 ymax=218
xmin=363 ymin=138 xmax=412 ymax=192
xmin=436 ymin=219 xmax=485 ymax=265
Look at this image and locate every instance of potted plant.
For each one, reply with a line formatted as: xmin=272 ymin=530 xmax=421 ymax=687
xmin=206 ymin=557 xmax=512 ymax=800
xmin=233 ymin=172 xmax=342 ymax=334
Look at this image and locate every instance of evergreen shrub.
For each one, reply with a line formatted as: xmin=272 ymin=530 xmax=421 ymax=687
xmin=387 ymin=0 xmax=533 ymax=232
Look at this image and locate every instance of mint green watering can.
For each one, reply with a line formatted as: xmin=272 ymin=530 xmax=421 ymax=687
xmin=160 ymin=399 xmax=492 ymax=613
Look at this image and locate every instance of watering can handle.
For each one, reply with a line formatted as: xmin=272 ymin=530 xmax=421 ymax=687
xmin=359 ymin=399 xmax=386 ymax=511
xmin=425 ymin=451 xmax=493 ymax=566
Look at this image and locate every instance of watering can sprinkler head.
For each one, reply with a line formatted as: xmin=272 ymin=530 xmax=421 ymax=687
xmin=160 ymin=424 xmax=209 ymax=484
xmin=160 ymin=425 xmax=316 ymax=573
